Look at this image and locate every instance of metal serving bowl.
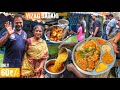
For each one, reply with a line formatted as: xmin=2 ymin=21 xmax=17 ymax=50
xmin=44 ymin=25 xmax=68 ymax=43
xmin=44 ymin=47 xmax=71 ymax=78
xmin=58 ymin=19 xmax=69 ymax=25
xmin=44 ymin=59 xmax=66 ymax=78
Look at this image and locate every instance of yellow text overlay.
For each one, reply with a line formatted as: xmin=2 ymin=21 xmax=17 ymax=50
xmin=0 ymin=68 xmax=20 ymax=78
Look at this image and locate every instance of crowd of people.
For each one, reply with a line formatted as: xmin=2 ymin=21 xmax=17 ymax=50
xmin=0 ymin=13 xmax=120 ymax=78
xmin=68 ymin=13 xmax=102 ymax=42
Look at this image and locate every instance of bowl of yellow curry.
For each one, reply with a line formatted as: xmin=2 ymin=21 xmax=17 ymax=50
xmin=44 ymin=47 xmax=71 ymax=78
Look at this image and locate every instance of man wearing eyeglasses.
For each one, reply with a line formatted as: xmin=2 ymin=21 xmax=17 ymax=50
xmin=0 ymin=14 xmax=27 ymax=68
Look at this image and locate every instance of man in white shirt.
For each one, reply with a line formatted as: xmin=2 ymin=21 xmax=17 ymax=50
xmin=79 ymin=16 xmax=86 ymax=38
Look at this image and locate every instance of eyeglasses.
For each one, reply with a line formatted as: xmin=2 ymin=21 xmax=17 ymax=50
xmin=15 ymin=22 xmax=22 ymax=24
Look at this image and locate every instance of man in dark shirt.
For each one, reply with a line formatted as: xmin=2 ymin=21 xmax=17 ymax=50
xmin=0 ymin=14 xmax=27 ymax=68
xmin=90 ymin=13 xmax=102 ymax=37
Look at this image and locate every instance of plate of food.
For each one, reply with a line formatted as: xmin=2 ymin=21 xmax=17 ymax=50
xmin=44 ymin=25 xmax=68 ymax=43
xmin=72 ymin=37 xmax=116 ymax=75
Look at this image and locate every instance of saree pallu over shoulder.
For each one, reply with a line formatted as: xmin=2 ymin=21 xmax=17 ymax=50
xmin=27 ymin=39 xmax=49 ymax=60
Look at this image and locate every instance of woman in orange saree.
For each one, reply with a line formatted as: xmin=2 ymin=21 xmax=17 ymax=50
xmin=21 ymin=25 xmax=49 ymax=78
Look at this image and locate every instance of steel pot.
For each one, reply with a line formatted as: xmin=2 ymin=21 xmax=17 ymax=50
xmin=44 ymin=59 xmax=66 ymax=78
